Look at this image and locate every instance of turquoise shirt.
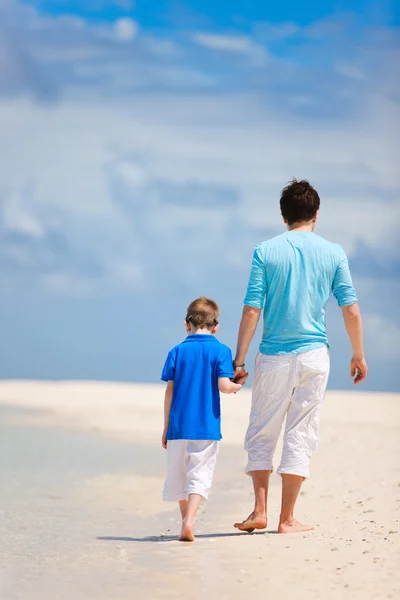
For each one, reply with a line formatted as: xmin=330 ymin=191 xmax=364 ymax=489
xmin=244 ymin=231 xmax=358 ymax=355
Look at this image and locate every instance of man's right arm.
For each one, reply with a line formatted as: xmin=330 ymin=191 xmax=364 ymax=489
xmin=234 ymin=245 xmax=266 ymax=375
xmin=341 ymin=303 xmax=368 ymax=384
xmin=234 ymin=305 xmax=261 ymax=370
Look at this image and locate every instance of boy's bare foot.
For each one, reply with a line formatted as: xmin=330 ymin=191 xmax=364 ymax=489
xmin=179 ymin=520 xmax=195 ymax=542
xmin=278 ymin=518 xmax=314 ymax=534
xmin=234 ymin=512 xmax=267 ymax=532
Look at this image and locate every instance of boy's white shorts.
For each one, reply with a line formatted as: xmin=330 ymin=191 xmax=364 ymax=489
xmin=245 ymin=345 xmax=330 ymax=479
xmin=163 ymin=439 xmax=219 ymax=502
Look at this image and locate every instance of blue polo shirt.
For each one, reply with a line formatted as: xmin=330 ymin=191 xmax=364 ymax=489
xmin=161 ymin=334 xmax=234 ymax=441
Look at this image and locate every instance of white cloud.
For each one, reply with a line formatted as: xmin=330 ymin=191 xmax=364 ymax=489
xmin=115 ymin=161 xmax=148 ymax=186
xmin=114 ymin=17 xmax=138 ymax=42
xmin=1 ymin=189 xmax=44 ymax=238
xmin=192 ymin=33 xmax=253 ymax=52
xmin=41 ymin=272 xmax=97 ymax=298
xmin=335 ymin=63 xmax=365 ymax=80
xmin=191 ymin=33 xmax=268 ymax=65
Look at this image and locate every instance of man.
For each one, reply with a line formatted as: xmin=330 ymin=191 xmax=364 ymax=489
xmin=233 ymin=179 xmax=367 ymax=534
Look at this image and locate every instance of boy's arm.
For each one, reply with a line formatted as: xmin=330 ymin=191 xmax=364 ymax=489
xmin=162 ymin=381 xmax=174 ymax=449
xmin=218 ymin=377 xmax=243 ymax=394
xmin=341 ymin=303 xmax=368 ymax=384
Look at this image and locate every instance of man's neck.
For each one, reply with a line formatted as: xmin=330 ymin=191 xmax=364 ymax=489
xmin=287 ymin=221 xmax=315 ymax=232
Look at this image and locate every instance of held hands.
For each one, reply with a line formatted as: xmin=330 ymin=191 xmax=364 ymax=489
xmin=351 ymin=356 xmax=368 ymax=385
xmin=161 ymin=428 xmax=168 ymax=449
xmin=233 ymin=368 xmax=249 ymax=386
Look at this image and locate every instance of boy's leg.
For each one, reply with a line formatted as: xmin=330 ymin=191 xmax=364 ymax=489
xmin=277 ymin=346 xmax=330 ymax=533
xmin=163 ymin=440 xmax=189 ymax=514
xmin=180 ymin=494 xmax=202 ymax=542
xmin=179 ymin=500 xmax=188 ymax=521
xmin=234 ymin=353 xmax=296 ymax=531
xmin=180 ymin=440 xmax=219 ymax=542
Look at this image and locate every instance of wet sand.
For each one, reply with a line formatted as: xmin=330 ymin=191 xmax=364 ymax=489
xmin=0 ymin=382 xmax=399 ymax=600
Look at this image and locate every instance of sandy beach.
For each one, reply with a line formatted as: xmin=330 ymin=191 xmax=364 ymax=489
xmin=1 ymin=381 xmax=399 ymax=600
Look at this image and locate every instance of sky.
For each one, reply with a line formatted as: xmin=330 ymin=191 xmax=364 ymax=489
xmin=0 ymin=0 xmax=399 ymax=391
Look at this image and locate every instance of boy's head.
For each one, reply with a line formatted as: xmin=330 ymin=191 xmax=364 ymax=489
xmin=280 ymin=179 xmax=320 ymax=228
xmin=185 ymin=297 xmax=219 ymax=334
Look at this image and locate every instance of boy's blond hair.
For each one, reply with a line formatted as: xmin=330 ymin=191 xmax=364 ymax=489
xmin=185 ymin=297 xmax=219 ymax=330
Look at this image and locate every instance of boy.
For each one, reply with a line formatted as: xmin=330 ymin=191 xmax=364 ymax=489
xmin=161 ymin=297 xmax=244 ymax=542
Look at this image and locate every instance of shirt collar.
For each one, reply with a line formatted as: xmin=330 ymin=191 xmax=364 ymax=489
xmin=184 ymin=334 xmax=219 ymax=343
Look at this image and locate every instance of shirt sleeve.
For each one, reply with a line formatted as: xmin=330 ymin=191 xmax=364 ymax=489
xmin=332 ymin=248 xmax=358 ymax=307
xmin=161 ymin=350 xmax=176 ymax=382
xmin=217 ymin=346 xmax=234 ymax=379
xmin=243 ymin=245 xmax=267 ymax=309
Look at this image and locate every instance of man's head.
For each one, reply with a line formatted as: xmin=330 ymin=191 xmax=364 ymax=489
xmin=185 ymin=297 xmax=219 ymax=334
xmin=280 ymin=179 xmax=320 ymax=229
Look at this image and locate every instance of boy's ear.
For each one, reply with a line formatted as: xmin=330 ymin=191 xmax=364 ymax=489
xmin=184 ymin=319 xmax=190 ymax=332
xmin=212 ymin=323 xmax=220 ymax=334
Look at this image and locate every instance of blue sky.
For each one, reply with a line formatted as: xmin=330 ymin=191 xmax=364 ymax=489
xmin=0 ymin=0 xmax=399 ymax=390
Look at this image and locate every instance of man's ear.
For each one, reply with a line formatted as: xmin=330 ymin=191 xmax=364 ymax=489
xmin=313 ymin=210 xmax=319 ymax=222
xmin=212 ymin=323 xmax=220 ymax=334
xmin=184 ymin=319 xmax=191 ymax=333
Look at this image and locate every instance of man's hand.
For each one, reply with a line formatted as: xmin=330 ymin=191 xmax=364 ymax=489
xmin=351 ymin=356 xmax=368 ymax=385
xmin=233 ymin=369 xmax=249 ymax=386
xmin=161 ymin=429 xmax=168 ymax=449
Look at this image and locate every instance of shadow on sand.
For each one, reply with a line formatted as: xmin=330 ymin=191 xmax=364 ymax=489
xmin=97 ymin=530 xmax=278 ymax=543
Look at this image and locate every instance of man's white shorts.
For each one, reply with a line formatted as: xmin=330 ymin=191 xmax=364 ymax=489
xmin=245 ymin=345 xmax=330 ymax=479
xmin=163 ymin=439 xmax=219 ymax=502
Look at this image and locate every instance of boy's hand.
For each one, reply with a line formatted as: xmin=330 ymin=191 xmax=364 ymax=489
xmin=161 ymin=429 xmax=168 ymax=449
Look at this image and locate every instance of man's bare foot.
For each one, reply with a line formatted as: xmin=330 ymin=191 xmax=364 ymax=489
xmin=234 ymin=512 xmax=267 ymax=533
xmin=179 ymin=520 xmax=195 ymax=542
xmin=278 ymin=518 xmax=314 ymax=534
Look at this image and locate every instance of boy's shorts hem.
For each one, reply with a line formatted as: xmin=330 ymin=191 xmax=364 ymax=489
xmin=187 ymin=485 xmax=208 ymax=500
xmin=163 ymin=492 xmax=189 ymax=502
xmin=163 ymin=488 xmax=208 ymax=502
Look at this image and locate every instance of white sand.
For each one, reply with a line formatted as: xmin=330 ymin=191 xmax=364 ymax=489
xmin=1 ymin=381 xmax=399 ymax=600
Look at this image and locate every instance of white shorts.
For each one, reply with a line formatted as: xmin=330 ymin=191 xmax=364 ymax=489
xmin=245 ymin=345 xmax=330 ymax=479
xmin=163 ymin=439 xmax=219 ymax=502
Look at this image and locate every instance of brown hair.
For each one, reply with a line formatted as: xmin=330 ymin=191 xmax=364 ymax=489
xmin=280 ymin=178 xmax=320 ymax=226
xmin=185 ymin=297 xmax=219 ymax=330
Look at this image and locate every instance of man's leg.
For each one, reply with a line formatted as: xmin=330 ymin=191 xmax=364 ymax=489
xmin=277 ymin=346 xmax=330 ymax=533
xmin=278 ymin=474 xmax=313 ymax=533
xmin=234 ymin=353 xmax=296 ymax=531
xmin=234 ymin=469 xmax=271 ymax=531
